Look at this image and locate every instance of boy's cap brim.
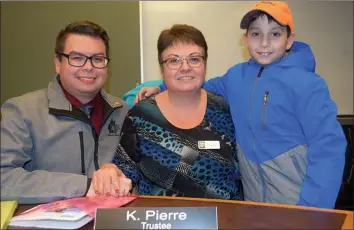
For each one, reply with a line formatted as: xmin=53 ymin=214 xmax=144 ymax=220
xmin=240 ymin=1 xmax=294 ymax=33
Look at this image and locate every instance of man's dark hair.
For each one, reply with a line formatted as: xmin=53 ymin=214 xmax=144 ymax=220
xmin=246 ymin=11 xmax=291 ymax=37
xmin=55 ymin=20 xmax=110 ymax=60
xmin=157 ymin=24 xmax=208 ymax=65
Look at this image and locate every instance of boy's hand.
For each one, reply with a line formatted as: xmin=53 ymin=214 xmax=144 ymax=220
xmin=134 ymin=86 xmax=161 ymax=104
xmin=88 ymin=163 xmax=132 ymax=197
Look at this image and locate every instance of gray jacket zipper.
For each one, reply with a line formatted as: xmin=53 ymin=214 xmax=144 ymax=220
xmin=79 ymin=131 xmax=85 ymax=175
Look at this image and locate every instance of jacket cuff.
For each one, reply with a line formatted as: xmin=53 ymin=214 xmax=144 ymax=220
xmin=84 ymin=178 xmax=92 ymax=196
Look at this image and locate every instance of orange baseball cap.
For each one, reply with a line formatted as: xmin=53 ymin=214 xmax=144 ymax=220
xmin=240 ymin=1 xmax=294 ymax=33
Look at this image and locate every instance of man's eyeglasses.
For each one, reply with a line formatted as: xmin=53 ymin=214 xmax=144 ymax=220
xmin=58 ymin=53 xmax=110 ymax=69
xmin=161 ymin=55 xmax=205 ymax=70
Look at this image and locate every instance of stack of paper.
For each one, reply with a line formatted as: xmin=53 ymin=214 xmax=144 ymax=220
xmin=9 ymin=196 xmax=137 ymax=229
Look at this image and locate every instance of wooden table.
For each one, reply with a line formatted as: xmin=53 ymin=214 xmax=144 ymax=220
xmin=10 ymin=196 xmax=354 ymax=229
xmin=338 ymin=115 xmax=354 ymax=126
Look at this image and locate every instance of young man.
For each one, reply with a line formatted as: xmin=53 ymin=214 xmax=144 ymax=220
xmin=135 ymin=1 xmax=346 ymax=208
xmin=1 ymin=21 xmax=130 ymax=204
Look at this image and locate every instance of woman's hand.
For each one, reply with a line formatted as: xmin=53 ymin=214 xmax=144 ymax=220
xmin=87 ymin=163 xmax=132 ymax=197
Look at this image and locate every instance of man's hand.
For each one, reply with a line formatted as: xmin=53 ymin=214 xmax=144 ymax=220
xmin=134 ymin=86 xmax=161 ymax=104
xmin=88 ymin=163 xmax=132 ymax=197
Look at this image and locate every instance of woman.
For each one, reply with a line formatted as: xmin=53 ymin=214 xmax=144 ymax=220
xmin=95 ymin=24 xmax=242 ymax=200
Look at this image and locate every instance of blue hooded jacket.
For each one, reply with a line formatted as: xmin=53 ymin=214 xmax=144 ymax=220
xmin=160 ymin=41 xmax=346 ymax=208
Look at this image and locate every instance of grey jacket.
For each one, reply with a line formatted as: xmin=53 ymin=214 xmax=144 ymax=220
xmin=1 ymin=77 xmax=129 ymax=204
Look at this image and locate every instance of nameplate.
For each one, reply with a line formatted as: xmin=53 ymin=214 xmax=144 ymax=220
xmin=198 ymin=141 xmax=220 ymax=149
xmin=94 ymin=206 xmax=218 ymax=229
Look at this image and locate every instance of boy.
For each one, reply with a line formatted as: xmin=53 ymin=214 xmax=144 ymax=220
xmin=136 ymin=1 xmax=346 ymax=208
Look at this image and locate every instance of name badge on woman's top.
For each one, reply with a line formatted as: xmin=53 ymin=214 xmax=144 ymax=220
xmin=198 ymin=141 xmax=220 ymax=150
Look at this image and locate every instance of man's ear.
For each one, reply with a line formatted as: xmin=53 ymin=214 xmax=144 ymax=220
xmin=54 ymin=55 xmax=61 ymax=74
xmin=286 ymin=33 xmax=295 ymax=50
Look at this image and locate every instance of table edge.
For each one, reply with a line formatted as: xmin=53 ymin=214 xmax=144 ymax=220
xmin=136 ymin=195 xmax=353 ymax=215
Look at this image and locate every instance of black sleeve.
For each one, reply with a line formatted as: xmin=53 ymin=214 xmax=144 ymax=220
xmin=119 ymin=114 xmax=141 ymax=162
xmin=112 ymin=113 xmax=142 ymax=185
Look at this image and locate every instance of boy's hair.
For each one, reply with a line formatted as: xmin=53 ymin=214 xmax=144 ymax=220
xmin=157 ymin=24 xmax=208 ymax=65
xmin=245 ymin=11 xmax=292 ymax=37
xmin=55 ymin=20 xmax=110 ymax=60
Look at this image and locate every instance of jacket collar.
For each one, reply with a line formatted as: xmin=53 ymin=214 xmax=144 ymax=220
xmin=47 ymin=75 xmax=123 ymax=111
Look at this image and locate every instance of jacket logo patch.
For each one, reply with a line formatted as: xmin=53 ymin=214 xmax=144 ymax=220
xmin=108 ymin=120 xmax=120 ymax=136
